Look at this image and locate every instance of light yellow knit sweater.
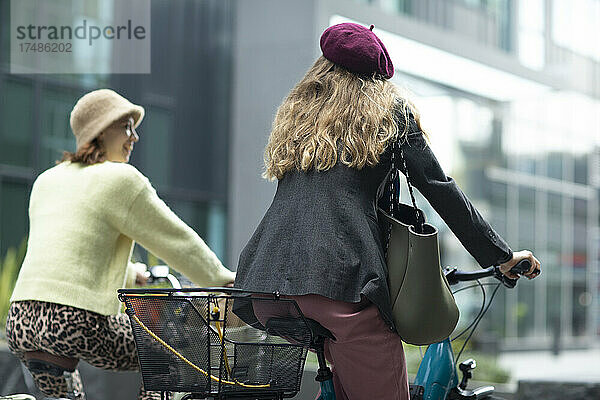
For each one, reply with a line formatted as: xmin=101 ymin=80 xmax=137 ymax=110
xmin=10 ymin=161 xmax=236 ymax=315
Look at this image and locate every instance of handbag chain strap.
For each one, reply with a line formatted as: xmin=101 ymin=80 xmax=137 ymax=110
xmin=384 ymin=137 xmax=398 ymax=257
xmin=398 ymin=141 xmax=425 ymax=229
xmin=384 ymin=135 xmax=425 ymax=257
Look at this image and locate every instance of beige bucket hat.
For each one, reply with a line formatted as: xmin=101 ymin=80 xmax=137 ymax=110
xmin=69 ymin=89 xmax=145 ymax=151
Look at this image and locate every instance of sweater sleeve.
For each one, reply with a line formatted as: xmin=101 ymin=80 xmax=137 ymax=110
xmin=117 ymin=183 xmax=236 ymax=287
xmin=395 ymin=115 xmax=513 ymax=267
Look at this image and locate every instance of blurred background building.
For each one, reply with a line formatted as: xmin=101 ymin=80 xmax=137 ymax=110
xmin=0 ymin=0 xmax=598 ymax=370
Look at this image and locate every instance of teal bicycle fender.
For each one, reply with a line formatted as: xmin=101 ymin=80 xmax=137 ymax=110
xmin=413 ymin=338 xmax=459 ymax=400
xmin=317 ymin=379 xmax=336 ymax=400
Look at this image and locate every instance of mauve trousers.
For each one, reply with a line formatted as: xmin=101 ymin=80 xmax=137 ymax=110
xmin=286 ymin=294 xmax=410 ymax=400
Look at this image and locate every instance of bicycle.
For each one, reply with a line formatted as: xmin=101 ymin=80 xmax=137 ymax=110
xmin=1 ymin=265 xmax=185 ymax=400
xmin=408 ymin=258 xmax=531 ymax=400
xmin=118 ymin=259 xmax=531 ymax=400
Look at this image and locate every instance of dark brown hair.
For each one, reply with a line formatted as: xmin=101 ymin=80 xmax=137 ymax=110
xmin=57 ymin=137 xmax=106 ymax=165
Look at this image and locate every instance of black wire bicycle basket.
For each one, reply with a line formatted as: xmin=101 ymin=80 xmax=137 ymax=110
xmin=118 ymin=288 xmax=313 ymax=399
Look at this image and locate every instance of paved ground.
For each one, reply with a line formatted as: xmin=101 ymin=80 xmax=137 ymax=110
xmin=4 ymin=343 xmax=599 ymax=398
xmin=498 ymin=348 xmax=600 ymax=383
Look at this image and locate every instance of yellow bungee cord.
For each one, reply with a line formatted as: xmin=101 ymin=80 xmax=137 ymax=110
xmin=212 ymin=305 xmax=233 ymax=377
xmin=127 ymin=303 xmax=270 ymax=389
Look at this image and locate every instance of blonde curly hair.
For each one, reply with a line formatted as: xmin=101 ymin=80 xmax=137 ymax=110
xmin=263 ymin=56 xmax=424 ymax=180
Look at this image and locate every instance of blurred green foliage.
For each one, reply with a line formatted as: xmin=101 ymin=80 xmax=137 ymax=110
xmin=404 ymin=341 xmax=510 ymax=383
xmin=306 ymin=338 xmax=510 ymax=384
xmin=147 ymin=252 xmax=161 ymax=268
xmin=0 ymin=237 xmax=28 ymax=333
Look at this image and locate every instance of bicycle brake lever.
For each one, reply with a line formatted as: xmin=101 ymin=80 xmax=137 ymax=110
xmin=444 ymin=267 xmax=458 ymax=285
xmin=493 ymin=266 xmax=517 ymax=288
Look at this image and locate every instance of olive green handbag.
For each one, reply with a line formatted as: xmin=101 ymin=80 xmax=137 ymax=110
xmin=377 ymin=138 xmax=459 ymax=345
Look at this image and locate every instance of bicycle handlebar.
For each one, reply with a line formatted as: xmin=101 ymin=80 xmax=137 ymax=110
xmin=144 ymin=265 xmax=182 ymax=289
xmin=143 ymin=258 xmax=532 ymax=295
xmin=134 ymin=266 xmax=273 ymax=296
xmin=445 ymin=259 xmax=531 ymax=288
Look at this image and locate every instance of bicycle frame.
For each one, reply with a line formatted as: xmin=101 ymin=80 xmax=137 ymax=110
xmin=314 ymin=337 xmax=459 ymax=400
xmin=413 ymin=338 xmax=459 ymax=400
xmin=317 ymin=379 xmax=336 ymax=400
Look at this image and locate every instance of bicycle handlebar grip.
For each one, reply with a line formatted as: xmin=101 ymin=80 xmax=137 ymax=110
xmin=509 ymin=259 xmax=531 ymax=275
xmin=495 ymin=259 xmax=532 ymax=288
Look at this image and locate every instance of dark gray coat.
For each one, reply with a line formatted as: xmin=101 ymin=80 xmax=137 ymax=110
xmin=234 ymin=112 xmax=512 ymax=329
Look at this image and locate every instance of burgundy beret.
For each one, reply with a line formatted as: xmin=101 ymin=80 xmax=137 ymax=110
xmin=320 ymin=23 xmax=394 ymax=79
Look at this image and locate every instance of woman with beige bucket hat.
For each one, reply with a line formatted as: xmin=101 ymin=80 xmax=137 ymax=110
xmin=5 ymin=89 xmax=235 ymax=399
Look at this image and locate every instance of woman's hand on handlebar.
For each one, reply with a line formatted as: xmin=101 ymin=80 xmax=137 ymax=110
xmin=499 ymin=250 xmax=541 ymax=280
xmin=135 ymin=270 xmax=149 ymax=285
xmin=224 ymin=279 xmax=235 ymax=288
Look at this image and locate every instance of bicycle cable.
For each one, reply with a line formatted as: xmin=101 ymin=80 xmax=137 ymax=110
xmin=450 ymin=281 xmax=505 ymax=342
xmin=452 ymin=282 xmax=503 ymax=296
xmin=454 ymin=282 xmax=502 ymax=365
xmin=450 ymin=279 xmax=485 ymax=342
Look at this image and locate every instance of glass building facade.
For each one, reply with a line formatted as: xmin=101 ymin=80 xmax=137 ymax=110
xmin=403 ymin=78 xmax=600 ymax=349
xmin=353 ymin=0 xmax=600 ymax=349
xmin=0 ymin=0 xmax=233 ymax=261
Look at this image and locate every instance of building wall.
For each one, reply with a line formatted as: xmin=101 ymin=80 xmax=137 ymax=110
xmin=227 ymin=0 xmax=319 ymax=268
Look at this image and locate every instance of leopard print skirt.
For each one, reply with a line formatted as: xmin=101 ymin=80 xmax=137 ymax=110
xmin=5 ymin=300 xmax=165 ymax=400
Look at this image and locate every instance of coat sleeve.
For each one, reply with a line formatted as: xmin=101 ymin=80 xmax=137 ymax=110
xmin=395 ymin=114 xmax=513 ymax=268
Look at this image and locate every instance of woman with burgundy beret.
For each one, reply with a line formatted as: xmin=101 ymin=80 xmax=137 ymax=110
xmin=235 ymin=23 xmax=541 ymax=399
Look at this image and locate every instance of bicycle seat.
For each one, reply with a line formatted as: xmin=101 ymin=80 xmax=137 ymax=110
xmin=265 ymin=317 xmax=336 ymax=342
xmin=24 ymin=351 xmax=78 ymax=376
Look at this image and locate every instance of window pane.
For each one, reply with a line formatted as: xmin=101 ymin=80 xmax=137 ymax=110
xmin=572 ymin=282 xmax=588 ymax=337
xmin=519 ymin=187 xmax=536 ymax=209
xmin=136 ymin=198 xmax=227 ymax=266
xmin=552 ymin=0 xmax=600 ymax=62
xmin=206 ymin=202 xmax=226 ymax=263
xmin=0 ymin=0 xmax=8 ymax=69
xmin=516 ymin=155 xmax=535 ymax=174
xmin=518 ymin=0 xmax=544 ymax=32
xmin=516 ymin=281 xmax=536 ymax=337
xmin=381 ymin=0 xmax=407 ymax=14
xmin=489 ymin=182 xmax=507 ymax=238
xmin=172 ymin=199 xmax=226 ymax=260
xmin=547 ymin=153 xmax=562 ymax=180
xmin=136 ymin=106 xmax=172 ymax=188
xmin=0 ymin=181 xmax=30 ymax=256
xmin=574 ymin=154 xmax=588 ymax=185
xmin=547 ymin=216 xmax=561 ymax=249
xmin=518 ymin=31 xmax=545 ymax=70
xmin=518 ymin=187 xmax=535 ymax=249
xmin=546 ymin=281 xmax=562 ymax=341
xmin=40 ymin=87 xmax=79 ymax=169
xmin=573 ymin=221 xmax=587 ymax=273
xmin=0 ymin=80 xmax=33 ymax=167
xmin=171 ymin=199 xmax=208 ymax=238
xmin=548 ymin=192 xmax=562 ymax=215
xmin=489 ymin=286 xmax=507 ymax=337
